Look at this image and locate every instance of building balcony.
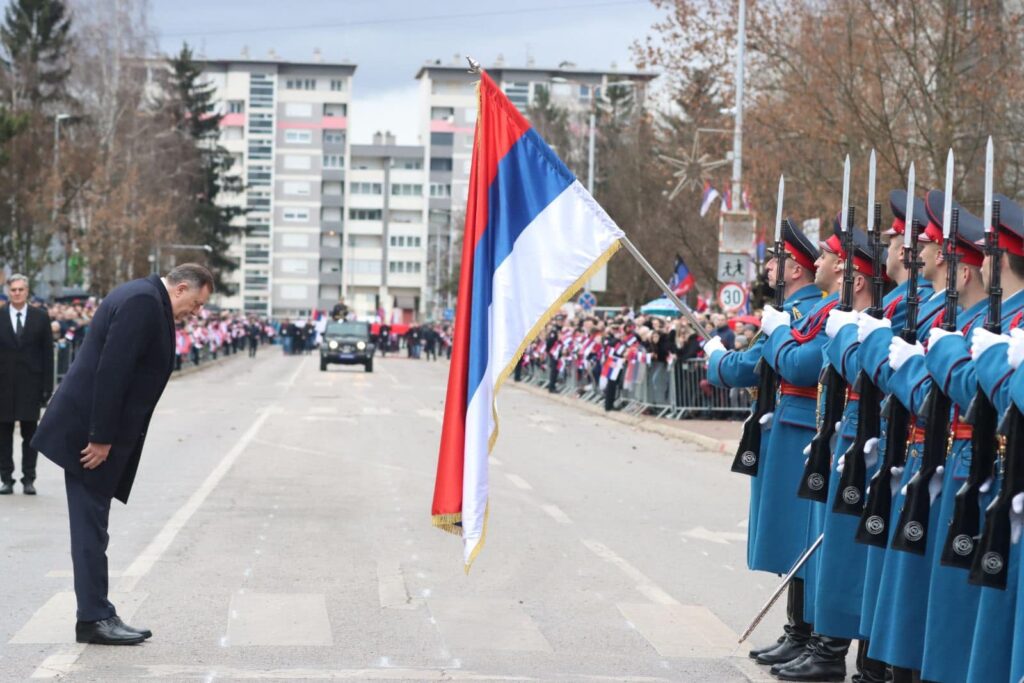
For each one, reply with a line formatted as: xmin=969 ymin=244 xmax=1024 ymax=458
xmin=350 ymin=272 xmax=383 ymax=287
xmin=320 ymin=245 xmax=343 ymax=259
xmin=321 ymin=219 xmax=344 ymax=234
xmin=319 ymin=271 xmax=343 ymax=286
xmin=346 ymin=220 xmax=383 ymax=235
xmin=322 ymin=169 xmax=345 ymax=182
xmin=321 ymin=194 xmax=344 ymax=208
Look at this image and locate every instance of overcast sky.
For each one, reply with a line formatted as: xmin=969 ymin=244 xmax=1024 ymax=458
xmin=149 ymin=0 xmax=664 ymax=144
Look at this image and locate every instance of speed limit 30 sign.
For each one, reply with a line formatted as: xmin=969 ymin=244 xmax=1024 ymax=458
xmin=718 ymin=282 xmax=748 ymax=312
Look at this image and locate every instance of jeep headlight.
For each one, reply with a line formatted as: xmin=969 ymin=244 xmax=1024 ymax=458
xmin=328 ymin=340 xmax=339 ymax=350
xmin=356 ymin=341 xmax=366 ymax=350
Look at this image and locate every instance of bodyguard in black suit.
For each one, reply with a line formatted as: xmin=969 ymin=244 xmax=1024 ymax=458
xmin=32 ymin=264 xmax=212 ymax=645
xmin=0 ymin=274 xmax=53 ymax=495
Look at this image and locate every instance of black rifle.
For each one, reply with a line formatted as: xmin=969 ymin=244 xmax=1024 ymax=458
xmin=856 ymin=218 xmax=924 ymax=546
xmin=732 ymin=231 xmax=788 ymax=475
xmin=834 ymin=203 xmax=885 ymax=515
xmin=969 ymin=402 xmax=1024 ymax=589
xmin=892 ymin=208 xmax=961 ymax=554
xmin=942 ymin=200 xmax=1002 ymax=568
xmin=798 ymin=207 xmax=856 ymax=502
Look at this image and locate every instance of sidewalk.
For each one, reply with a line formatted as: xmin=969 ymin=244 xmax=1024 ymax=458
xmin=512 ymin=381 xmax=742 ymax=455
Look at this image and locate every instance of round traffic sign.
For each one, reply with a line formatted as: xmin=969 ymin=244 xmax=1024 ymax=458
xmin=718 ymin=282 xmax=747 ymax=312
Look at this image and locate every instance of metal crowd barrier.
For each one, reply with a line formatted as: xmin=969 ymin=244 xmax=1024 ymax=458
xmin=513 ymin=355 xmax=749 ymax=420
xmin=51 ymin=341 xmax=225 ymax=393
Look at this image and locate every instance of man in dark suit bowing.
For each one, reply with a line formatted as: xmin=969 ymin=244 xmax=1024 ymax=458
xmin=0 ymin=274 xmax=53 ymax=495
xmin=32 ymin=264 xmax=212 ymax=645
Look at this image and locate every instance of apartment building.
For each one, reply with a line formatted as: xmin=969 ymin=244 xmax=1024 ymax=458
xmin=345 ymin=134 xmax=428 ymax=322
xmin=196 ymin=53 xmax=354 ymax=319
xmin=415 ymin=57 xmax=658 ymax=301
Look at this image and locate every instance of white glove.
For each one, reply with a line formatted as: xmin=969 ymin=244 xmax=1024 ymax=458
xmin=702 ymin=335 xmax=726 ymax=357
xmin=1007 ymin=328 xmax=1024 ymax=370
xmin=759 ymin=411 xmax=774 ymax=429
xmin=1013 ymin=492 xmax=1024 ymax=544
xmin=928 ymin=328 xmax=962 ymax=349
xmin=857 ymin=313 xmax=891 ymax=343
xmin=761 ymin=305 xmax=792 ymax=336
xmin=803 ymin=443 xmax=811 ymax=466
xmin=929 ymin=465 xmax=945 ymax=504
xmin=829 ymin=421 xmax=841 ymax=456
xmin=890 ymin=466 xmax=905 ymax=499
xmin=863 ymin=437 xmax=880 ymax=470
xmin=971 ymin=327 xmax=1010 ymax=362
xmin=980 ymin=476 xmax=994 ymax=494
xmin=826 ymin=309 xmax=859 ymax=338
xmin=889 ymin=337 xmax=924 ymax=371
xmin=837 ymin=454 xmax=845 ymax=474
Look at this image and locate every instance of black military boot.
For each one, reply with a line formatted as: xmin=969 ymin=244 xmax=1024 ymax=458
xmin=774 ymin=634 xmax=849 ymax=682
xmin=756 ymin=579 xmax=812 ymax=665
xmin=769 ymin=634 xmax=817 ymax=677
xmin=851 ymin=639 xmax=888 ymax=683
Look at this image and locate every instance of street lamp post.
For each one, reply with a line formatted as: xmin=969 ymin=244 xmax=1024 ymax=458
xmin=53 ymin=113 xmax=72 ymax=288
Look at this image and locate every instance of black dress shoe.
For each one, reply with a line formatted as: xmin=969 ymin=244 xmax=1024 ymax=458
xmin=774 ymin=636 xmax=849 ymax=682
xmin=110 ymin=615 xmax=152 ymax=639
xmin=756 ymin=636 xmax=810 ymax=665
xmin=22 ymin=482 xmax=36 ymax=495
xmin=0 ymin=482 xmax=13 ymax=495
xmin=75 ymin=617 xmax=146 ymax=645
xmin=749 ymin=634 xmax=785 ymax=659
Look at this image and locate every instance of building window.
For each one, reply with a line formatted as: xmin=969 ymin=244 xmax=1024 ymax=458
xmin=504 ymin=81 xmax=530 ymax=109
xmin=391 ymin=183 xmax=422 ymax=197
xmin=388 ymin=261 xmax=422 ymax=274
xmin=247 ymin=191 xmax=270 ymax=209
xmin=282 ymin=180 xmax=311 ymax=196
xmin=431 ymin=106 xmax=454 ymax=121
xmin=323 ymin=154 xmax=344 ymax=169
xmin=248 ymin=112 xmax=273 ymax=133
xmin=248 ymin=165 xmax=271 ymax=185
xmin=284 ymin=129 xmax=312 ymax=144
xmin=389 ymin=235 xmax=422 ymax=248
xmin=330 ymin=79 xmax=346 ymax=91
xmin=322 ymin=207 xmax=342 ymax=222
xmin=349 ymin=209 xmax=382 ymax=221
xmin=430 ymin=183 xmax=452 ymax=198
xmin=285 ymin=78 xmax=317 ymax=90
xmin=351 ymin=182 xmax=382 ymax=195
xmin=244 ymin=273 xmax=270 ymax=286
xmin=282 ymin=208 xmax=310 ymax=222
xmin=244 ymin=246 xmax=270 ymax=264
xmin=247 ymin=220 xmax=270 ymax=237
xmin=281 ymin=258 xmax=309 ymax=274
xmin=248 ymin=141 xmax=272 ymax=160
xmin=392 ymin=158 xmax=422 ymax=170
xmin=324 ymin=103 xmax=347 ymax=117
xmin=350 ymin=259 xmax=381 ymax=274
xmin=249 ymin=74 xmax=274 ymax=109
xmin=223 ymin=126 xmax=243 ymax=141
xmin=323 ymin=130 xmax=345 ymax=145
xmin=227 ymin=100 xmax=245 ymax=114
xmin=322 ymin=181 xmax=342 ymax=195
xmin=430 ymin=132 xmax=453 ymax=146
xmin=430 ymin=157 xmax=453 ymax=171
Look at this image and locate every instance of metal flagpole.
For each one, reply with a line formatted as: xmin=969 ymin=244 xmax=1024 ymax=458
xmin=737 ymin=533 xmax=824 ymax=644
xmin=619 ymin=237 xmax=711 ymax=340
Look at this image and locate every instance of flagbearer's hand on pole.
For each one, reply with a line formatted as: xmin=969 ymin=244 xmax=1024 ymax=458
xmin=80 ymin=443 xmax=111 ymax=470
xmin=702 ymin=335 xmax=726 ymax=358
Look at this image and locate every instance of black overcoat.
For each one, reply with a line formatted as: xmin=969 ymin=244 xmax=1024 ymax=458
xmin=0 ymin=304 xmax=54 ymax=422
xmin=31 ymin=276 xmax=175 ymax=503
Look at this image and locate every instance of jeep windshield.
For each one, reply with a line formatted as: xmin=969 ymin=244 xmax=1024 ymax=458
xmin=325 ymin=321 xmax=370 ymax=338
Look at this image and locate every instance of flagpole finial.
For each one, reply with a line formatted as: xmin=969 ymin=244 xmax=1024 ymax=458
xmin=466 ymin=57 xmax=481 ymax=74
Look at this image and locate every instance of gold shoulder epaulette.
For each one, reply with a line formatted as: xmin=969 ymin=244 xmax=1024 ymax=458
xmin=793 ymin=308 xmax=804 ymax=321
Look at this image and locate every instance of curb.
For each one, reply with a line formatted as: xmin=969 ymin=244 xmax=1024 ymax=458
xmin=510 ymin=381 xmax=739 ymax=455
xmin=172 ymin=347 xmax=250 ymax=380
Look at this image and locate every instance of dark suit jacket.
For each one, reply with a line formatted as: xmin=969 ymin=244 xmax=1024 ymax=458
xmin=32 ymin=276 xmax=175 ymax=503
xmin=0 ymin=304 xmax=54 ymax=422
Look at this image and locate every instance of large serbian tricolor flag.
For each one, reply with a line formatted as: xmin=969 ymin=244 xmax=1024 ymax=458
xmin=432 ymin=70 xmax=624 ymax=570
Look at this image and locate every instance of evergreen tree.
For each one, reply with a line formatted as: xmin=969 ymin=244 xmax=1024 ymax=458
xmin=161 ymin=43 xmax=243 ymax=291
xmin=1 ymin=0 xmax=72 ymax=109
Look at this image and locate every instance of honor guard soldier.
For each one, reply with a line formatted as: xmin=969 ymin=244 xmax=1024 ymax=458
xmin=869 ymin=191 xmax=987 ymax=681
xmin=958 ymin=197 xmax=1024 ymax=683
xmin=753 ymin=220 xmax=845 ymax=678
xmin=705 ymin=219 xmax=822 ymax=665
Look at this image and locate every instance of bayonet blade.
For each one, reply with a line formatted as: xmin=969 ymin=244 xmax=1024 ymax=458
xmin=942 ymin=148 xmax=954 ymax=239
xmin=867 ymin=150 xmax=877 ymax=233
xmin=984 ymin=137 xmax=994 ymax=233
xmin=841 ymin=155 xmax=851 ymax=231
xmin=775 ymin=175 xmax=785 ymax=242
xmin=904 ymin=162 xmax=916 ymax=249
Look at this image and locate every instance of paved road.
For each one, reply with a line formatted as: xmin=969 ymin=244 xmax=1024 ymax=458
xmin=0 ymin=350 xmax=785 ymax=681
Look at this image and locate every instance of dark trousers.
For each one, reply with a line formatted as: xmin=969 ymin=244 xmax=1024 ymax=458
xmin=0 ymin=420 xmax=39 ymax=484
xmin=64 ymin=471 xmax=116 ymax=622
xmin=604 ymin=376 xmax=620 ymax=411
xmin=547 ymin=358 xmax=559 ymax=392
xmin=248 ymin=340 xmax=258 ymax=358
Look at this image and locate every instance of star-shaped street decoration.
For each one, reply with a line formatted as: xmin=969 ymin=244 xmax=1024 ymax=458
xmin=660 ymin=131 xmax=731 ymax=201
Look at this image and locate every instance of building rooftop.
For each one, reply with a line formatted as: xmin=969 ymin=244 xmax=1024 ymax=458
xmin=195 ymin=57 xmax=357 ymax=72
xmin=415 ymin=61 xmax=656 ymax=81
